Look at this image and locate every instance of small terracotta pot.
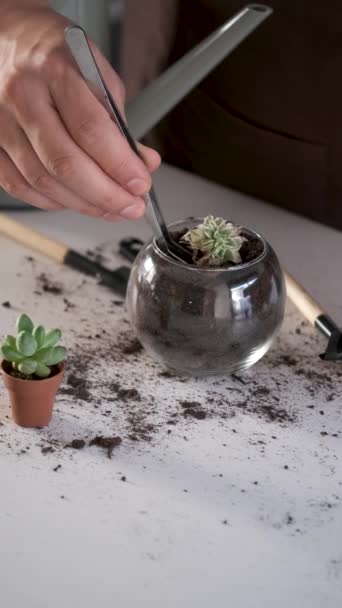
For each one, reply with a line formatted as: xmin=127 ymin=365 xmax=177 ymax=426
xmin=1 ymin=361 xmax=64 ymax=428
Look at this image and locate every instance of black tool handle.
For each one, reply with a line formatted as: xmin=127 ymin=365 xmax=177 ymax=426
xmin=64 ymin=250 xmax=130 ymax=295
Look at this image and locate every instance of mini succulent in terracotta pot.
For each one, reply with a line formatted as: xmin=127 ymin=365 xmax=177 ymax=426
xmin=1 ymin=314 xmax=66 ymax=427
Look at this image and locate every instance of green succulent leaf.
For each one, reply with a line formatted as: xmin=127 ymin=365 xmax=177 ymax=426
xmin=16 ymin=313 xmax=34 ymax=334
xmin=1 ymin=345 xmax=23 ymax=363
xmin=4 ymin=335 xmax=16 ymax=350
xmin=18 ymin=358 xmax=37 ymax=376
xmin=181 ymin=216 xmax=246 ymax=266
xmin=36 ymin=346 xmax=66 ymax=366
xmin=2 ymin=315 xmax=65 ymax=374
xmin=42 ymin=329 xmax=61 ymax=349
xmin=32 ymin=325 xmax=46 ymax=348
xmin=35 ymin=362 xmax=51 ymax=378
xmin=16 ymin=330 xmax=38 ymax=357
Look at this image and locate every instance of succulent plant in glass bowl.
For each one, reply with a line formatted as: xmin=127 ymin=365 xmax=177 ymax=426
xmin=126 ymin=216 xmax=286 ymax=376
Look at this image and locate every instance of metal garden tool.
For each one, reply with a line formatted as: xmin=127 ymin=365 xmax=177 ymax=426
xmin=285 ymin=272 xmax=342 ymax=361
xmin=0 ymin=213 xmax=130 ymax=295
xmin=64 ymin=25 xmax=192 ymax=264
xmin=64 ymin=5 xmax=272 ymax=263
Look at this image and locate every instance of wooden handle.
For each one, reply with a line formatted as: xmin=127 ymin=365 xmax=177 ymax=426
xmin=0 ymin=212 xmax=326 ymax=326
xmin=0 ymin=213 xmax=68 ymax=264
xmin=284 ymin=270 xmax=324 ymax=325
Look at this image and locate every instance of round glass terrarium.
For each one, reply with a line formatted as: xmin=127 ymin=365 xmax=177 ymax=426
xmin=126 ymin=219 xmax=286 ymax=376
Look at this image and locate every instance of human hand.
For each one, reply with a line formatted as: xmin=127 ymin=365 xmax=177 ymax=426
xmin=0 ymin=2 xmax=160 ymax=220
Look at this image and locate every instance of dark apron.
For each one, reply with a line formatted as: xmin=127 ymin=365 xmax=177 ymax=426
xmin=151 ymin=0 xmax=342 ymax=230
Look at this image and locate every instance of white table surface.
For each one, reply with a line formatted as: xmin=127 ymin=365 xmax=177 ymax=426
xmin=0 ymin=164 xmax=341 ymax=608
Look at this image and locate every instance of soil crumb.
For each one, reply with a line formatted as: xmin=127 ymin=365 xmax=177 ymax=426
xmin=60 ymin=373 xmax=91 ymax=402
xmin=183 ymin=408 xmax=207 ymax=420
xmin=37 ymin=273 xmax=63 ymax=295
xmin=65 ymin=439 xmax=86 ymax=450
xmin=41 ymin=446 xmax=55 ymax=454
xmin=109 ymin=382 xmax=141 ymax=402
xmin=180 ymin=400 xmax=202 ymax=409
xmin=89 ymin=435 xmax=122 ymax=459
xmin=120 ymin=338 xmax=143 ymax=355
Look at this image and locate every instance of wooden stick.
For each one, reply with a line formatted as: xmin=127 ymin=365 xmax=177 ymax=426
xmin=284 ymin=270 xmax=324 ymax=325
xmin=0 ymin=212 xmax=327 ymax=326
xmin=0 ymin=213 xmax=67 ymax=264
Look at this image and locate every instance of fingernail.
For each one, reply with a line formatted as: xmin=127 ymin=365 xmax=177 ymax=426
xmin=120 ymin=204 xmax=145 ymax=219
xmin=127 ymin=178 xmax=148 ymax=195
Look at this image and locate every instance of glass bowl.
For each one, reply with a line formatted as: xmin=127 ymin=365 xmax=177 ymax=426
xmin=126 ymin=218 xmax=286 ymax=376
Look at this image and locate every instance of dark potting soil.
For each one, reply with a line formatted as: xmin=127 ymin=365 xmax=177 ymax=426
xmin=41 ymin=446 xmax=55 ymax=454
xmin=3 ymin=361 xmax=60 ymax=381
xmin=89 ymin=435 xmax=122 ymax=459
xmin=59 ymin=372 xmax=91 ymax=402
xmin=109 ymin=382 xmax=141 ymax=402
xmin=239 ymin=233 xmax=265 ymax=264
xmin=119 ymin=338 xmax=143 ymax=355
xmin=183 ymin=408 xmax=207 ymax=420
xmin=64 ymin=439 xmax=86 ymax=450
xmin=37 ymin=273 xmax=63 ymax=295
xmin=63 ymin=297 xmax=75 ymax=312
xmin=2 ymin=301 xmax=11 ymax=308
xmin=179 ymin=400 xmax=202 ymax=409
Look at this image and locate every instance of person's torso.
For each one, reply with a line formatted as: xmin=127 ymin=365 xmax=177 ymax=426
xmin=156 ymin=0 xmax=342 ymax=228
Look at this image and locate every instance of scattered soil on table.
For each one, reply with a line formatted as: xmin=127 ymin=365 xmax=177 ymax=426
xmin=59 ymin=370 xmax=91 ymax=402
xmin=109 ymin=382 xmax=141 ymax=402
xmin=183 ymin=408 xmax=207 ymax=420
xmin=63 ymin=297 xmax=75 ymax=312
xmin=276 ymin=355 xmax=298 ymax=367
xmin=1 ymin=301 xmax=11 ymax=308
xmin=179 ymin=400 xmax=202 ymax=409
xmin=89 ymin=435 xmax=122 ymax=459
xmin=64 ymin=439 xmax=86 ymax=450
xmin=2 ymin=250 xmax=338 ymax=466
xmin=119 ymin=337 xmax=143 ymax=355
xmin=41 ymin=446 xmax=55 ymax=454
xmin=158 ymin=370 xmax=178 ymax=379
xmin=37 ymin=273 xmax=63 ymax=295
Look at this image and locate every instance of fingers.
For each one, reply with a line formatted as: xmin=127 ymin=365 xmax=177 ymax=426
xmin=50 ymin=66 xmax=152 ymax=197
xmin=0 ymin=112 xmax=107 ymax=218
xmin=136 ymin=142 xmax=161 ymax=173
xmin=0 ymin=148 xmax=63 ymax=211
xmin=11 ymin=75 xmax=146 ymax=219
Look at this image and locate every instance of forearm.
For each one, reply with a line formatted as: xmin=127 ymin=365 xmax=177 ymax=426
xmin=0 ymin=0 xmax=48 ymax=18
xmin=0 ymin=0 xmax=48 ymax=7
xmin=0 ymin=0 xmax=160 ymax=218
